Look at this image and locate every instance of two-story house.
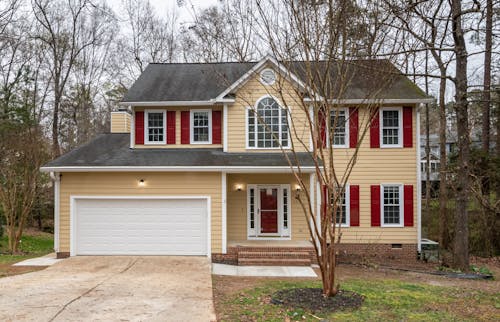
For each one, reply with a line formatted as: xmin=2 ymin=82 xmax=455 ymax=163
xmin=41 ymin=56 xmax=432 ymax=265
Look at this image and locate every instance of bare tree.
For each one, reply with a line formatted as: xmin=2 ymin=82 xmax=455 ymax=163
xmin=121 ymin=0 xmax=178 ymax=78
xmin=246 ymin=0 xmax=404 ymax=297
xmin=32 ymin=0 xmax=111 ymax=156
xmin=180 ymin=0 xmax=259 ymax=62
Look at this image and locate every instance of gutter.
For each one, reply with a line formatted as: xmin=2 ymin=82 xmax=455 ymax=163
xmin=119 ymin=99 xmax=235 ymax=107
xmin=40 ymin=166 xmax=317 ymax=173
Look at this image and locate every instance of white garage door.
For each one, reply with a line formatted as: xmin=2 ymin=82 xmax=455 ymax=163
xmin=73 ymin=198 xmax=208 ymax=255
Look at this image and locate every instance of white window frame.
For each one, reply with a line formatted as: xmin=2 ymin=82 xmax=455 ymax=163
xmin=259 ymin=68 xmax=276 ymax=86
xmin=145 ymin=109 xmax=166 ymax=145
xmin=332 ymin=184 xmax=350 ymax=227
xmin=190 ymin=109 xmax=212 ymax=144
xmin=246 ymin=184 xmax=291 ymax=239
xmin=380 ymin=107 xmax=403 ymax=148
xmin=380 ymin=184 xmax=404 ymax=227
xmin=330 ymin=107 xmax=349 ymax=148
xmin=246 ymin=96 xmax=291 ymax=150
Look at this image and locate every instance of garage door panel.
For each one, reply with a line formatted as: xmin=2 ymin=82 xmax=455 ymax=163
xmin=74 ymin=198 xmax=208 ymax=255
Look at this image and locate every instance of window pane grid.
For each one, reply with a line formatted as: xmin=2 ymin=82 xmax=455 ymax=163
xmin=193 ymin=111 xmax=210 ymax=142
xmin=331 ymin=187 xmax=347 ymax=224
xmin=383 ymin=186 xmax=400 ymax=224
xmin=283 ymin=188 xmax=288 ymax=228
xmin=249 ymin=188 xmax=255 ymax=229
xmin=330 ymin=110 xmax=347 ymax=146
xmin=248 ymin=97 xmax=288 ymax=148
xmin=382 ymin=110 xmax=399 ymax=145
xmin=147 ymin=112 xmax=164 ymax=142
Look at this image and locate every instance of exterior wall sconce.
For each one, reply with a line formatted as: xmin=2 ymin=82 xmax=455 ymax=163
xmin=138 ymin=179 xmax=145 ymax=187
xmin=294 ymin=184 xmax=302 ymax=192
xmin=235 ymin=183 xmax=244 ymax=191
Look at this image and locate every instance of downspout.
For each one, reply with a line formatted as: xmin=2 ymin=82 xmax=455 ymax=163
xmin=49 ymin=172 xmax=60 ymax=253
xmin=416 ymin=106 xmax=422 ymax=253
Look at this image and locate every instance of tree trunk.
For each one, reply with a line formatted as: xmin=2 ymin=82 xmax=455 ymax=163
xmin=438 ymin=76 xmax=449 ymax=250
xmin=425 ymin=51 xmax=431 ymax=221
xmin=481 ymin=0 xmax=492 ymax=195
xmin=52 ymin=89 xmax=60 ymax=157
xmin=451 ymin=0 xmax=470 ymax=272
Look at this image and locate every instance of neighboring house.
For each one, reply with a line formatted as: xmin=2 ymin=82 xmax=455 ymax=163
xmin=41 ymin=56 xmax=432 ymax=265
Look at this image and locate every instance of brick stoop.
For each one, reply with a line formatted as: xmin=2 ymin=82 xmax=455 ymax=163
xmin=211 ymin=246 xmax=317 ymax=266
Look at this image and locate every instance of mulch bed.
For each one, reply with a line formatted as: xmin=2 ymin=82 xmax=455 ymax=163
xmin=271 ymin=288 xmax=364 ymax=313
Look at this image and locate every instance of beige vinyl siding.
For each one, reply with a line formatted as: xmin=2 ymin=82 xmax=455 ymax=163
xmin=227 ymin=173 xmax=311 ymax=241
xmin=110 ymin=111 xmax=131 ymax=133
xmin=58 ymin=172 xmax=222 ymax=253
xmin=227 ymin=73 xmax=310 ymax=152
xmin=325 ymin=106 xmax=418 ymax=244
xmin=134 ymin=106 xmax=223 ymax=148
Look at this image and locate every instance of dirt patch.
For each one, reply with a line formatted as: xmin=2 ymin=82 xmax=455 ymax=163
xmin=0 ymin=263 xmax=47 ymax=278
xmin=272 ymin=288 xmax=363 ymax=313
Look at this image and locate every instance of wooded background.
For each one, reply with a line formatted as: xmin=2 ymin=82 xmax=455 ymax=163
xmin=0 ymin=0 xmax=498 ymax=270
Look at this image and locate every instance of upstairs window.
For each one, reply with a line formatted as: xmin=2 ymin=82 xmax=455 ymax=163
xmin=145 ymin=110 xmax=166 ymax=144
xmin=330 ymin=186 xmax=350 ymax=226
xmin=191 ymin=110 xmax=211 ymax=144
xmin=247 ymin=96 xmax=289 ymax=148
xmin=330 ymin=108 xmax=348 ymax=147
xmin=380 ymin=107 xmax=402 ymax=147
xmin=381 ymin=184 xmax=403 ymax=226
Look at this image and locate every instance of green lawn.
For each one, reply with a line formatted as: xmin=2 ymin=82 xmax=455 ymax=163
xmin=215 ymin=278 xmax=500 ymax=321
xmin=0 ymin=233 xmax=54 ymax=265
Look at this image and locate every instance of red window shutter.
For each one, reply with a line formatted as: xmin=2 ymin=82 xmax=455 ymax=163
xmin=349 ymin=185 xmax=360 ymax=226
xmin=317 ymin=109 xmax=327 ymax=148
xmin=349 ymin=107 xmax=358 ymax=148
xmin=181 ymin=111 xmax=190 ymax=144
xmin=212 ymin=110 xmax=222 ymax=144
xmin=404 ymin=185 xmax=414 ymax=226
xmin=166 ymin=111 xmax=176 ymax=144
xmin=371 ymin=185 xmax=381 ymax=226
xmin=135 ymin=111 xmax=144 ymax=145
xmin=370 ymin=109 xmax=380 ymax=148
xmin=403 ymin=106 xmax=413 ymax=148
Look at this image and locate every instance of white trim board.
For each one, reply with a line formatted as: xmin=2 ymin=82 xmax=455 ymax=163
xmin=41 ymin=166 xmax=317 ymax=173
xmin=119 ymin=100 xmax=234 ymax=107
xmin=69 ymin=195 xmax=212 ymax=257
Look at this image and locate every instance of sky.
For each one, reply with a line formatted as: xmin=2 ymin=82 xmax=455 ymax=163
xmin=105 ymin=0 xmax=491 ymax=102
xmin=107 ymin=0 xmax=219 ymax=24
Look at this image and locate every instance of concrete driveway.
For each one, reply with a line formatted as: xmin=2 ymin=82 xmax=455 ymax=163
xmin=0 ymin=256 xmax=215 ymax=322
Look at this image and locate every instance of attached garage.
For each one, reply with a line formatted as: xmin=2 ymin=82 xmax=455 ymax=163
xmin=71 ymin=197 xmax=209 ymax=256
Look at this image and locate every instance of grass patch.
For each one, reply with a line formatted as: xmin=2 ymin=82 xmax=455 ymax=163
xmin=216 ymin=278 xmax=499 ymax=321
xmin=0 ymin=233 xmax=54 ymax=265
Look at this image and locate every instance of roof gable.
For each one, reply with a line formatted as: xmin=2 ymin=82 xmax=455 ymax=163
xmin=121 ymin=57 xmax=431 ymax=105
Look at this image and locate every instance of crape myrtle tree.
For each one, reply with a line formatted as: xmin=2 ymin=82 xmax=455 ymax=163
xmin=229 ymin=0 xmax=406 ymax=297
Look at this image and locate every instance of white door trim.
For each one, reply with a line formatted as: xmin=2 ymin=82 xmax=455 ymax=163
xmin=70 ymin=195 xmax=211 ymax=257
xmin=246 ymin=184 xmax=291 ymax=240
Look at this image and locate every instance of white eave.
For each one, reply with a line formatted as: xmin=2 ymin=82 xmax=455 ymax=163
xmin=40 ymin=166 xmax=317 ymax=173
xmin=119 ymin=99 xmax=235 ymax=107
xmin=303 ymin=98 xmax=435 ymax=104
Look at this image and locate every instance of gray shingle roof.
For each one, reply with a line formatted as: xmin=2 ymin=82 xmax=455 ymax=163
xmin=121 ymin=59 xmax=429 ymax=103
xmin=122 ymin=62 xmax=256 ymax=102
xmin=42 ymin=134 xmax=317 ymax=168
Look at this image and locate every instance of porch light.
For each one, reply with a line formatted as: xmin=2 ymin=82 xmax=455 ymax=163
xmin=235 ymin=183 xmax=244 ymax=191
xmin=138 ymin=179 xmax=145 ymax=187
xmin=294 ymin=184 xmax=302 ymax=192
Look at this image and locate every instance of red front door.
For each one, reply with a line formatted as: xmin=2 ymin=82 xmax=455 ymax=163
xmin=260 ymin=188 xmax=278 ymax=233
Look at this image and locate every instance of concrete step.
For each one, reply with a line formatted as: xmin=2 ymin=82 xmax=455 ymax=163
xmin=238 ymin=251 xmax=311 ymax=259
xmin=238 ymin=258 xmax=311 ymax=266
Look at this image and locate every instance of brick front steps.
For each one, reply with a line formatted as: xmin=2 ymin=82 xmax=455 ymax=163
xmin=212 ymin=246 xmax=316 ymax=266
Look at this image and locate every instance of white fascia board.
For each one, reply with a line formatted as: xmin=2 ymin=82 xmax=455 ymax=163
xmin=214 ymin=55 xmax=314 ymax=102
xmin=40 ymin=166 xmax=317 ymax=173
xmin=303 ymin=98 xmax=435 ymax=105
xmin=119 ymin=99 xmax=235 ymax=107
